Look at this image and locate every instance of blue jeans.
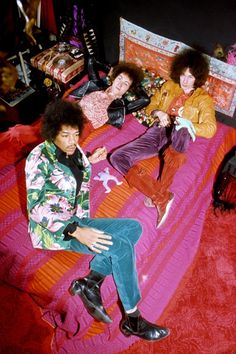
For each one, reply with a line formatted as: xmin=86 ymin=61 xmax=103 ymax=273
xmin=69 ymin=217 xmax=142 ymax=311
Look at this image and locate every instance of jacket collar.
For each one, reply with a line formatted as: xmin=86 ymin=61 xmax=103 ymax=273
xmin=43 ymin=140 xmax=90 ymax=169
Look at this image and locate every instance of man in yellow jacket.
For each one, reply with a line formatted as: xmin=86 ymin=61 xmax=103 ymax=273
xmin=110 ymin=48 xmax=217 ymax=228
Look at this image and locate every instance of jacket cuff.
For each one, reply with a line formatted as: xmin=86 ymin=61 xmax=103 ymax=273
xmin=63 ymin=222 xmax=77 ymax=241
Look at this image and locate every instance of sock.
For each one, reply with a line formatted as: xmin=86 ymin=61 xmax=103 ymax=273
xmin=88 ymin=270 xmax=106 ymax=279
xmin=126 ymin=309 xmax=140 ymax=318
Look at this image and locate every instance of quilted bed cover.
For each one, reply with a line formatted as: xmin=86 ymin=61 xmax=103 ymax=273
xmin=0 ymin=116 xmax=235 ymax=353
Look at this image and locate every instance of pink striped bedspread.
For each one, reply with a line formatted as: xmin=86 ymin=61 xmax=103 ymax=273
xmin=0 ymin=115 xmax=235 ymax=353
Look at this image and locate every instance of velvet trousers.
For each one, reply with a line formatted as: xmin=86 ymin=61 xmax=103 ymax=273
xmin=110 ymin=125 xmax=191 ymax=176
xmin=69 ymin=217 xmax=142 ymax=311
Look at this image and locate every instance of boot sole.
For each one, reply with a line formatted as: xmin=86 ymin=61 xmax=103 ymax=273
xmin=121 ymin=325 xmax=171 ymax=341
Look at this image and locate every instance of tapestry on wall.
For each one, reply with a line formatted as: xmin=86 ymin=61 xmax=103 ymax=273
xmin=119 ymin=18 xmax=236 ymax=118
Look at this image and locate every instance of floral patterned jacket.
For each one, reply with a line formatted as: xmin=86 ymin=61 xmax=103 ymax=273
xmin=25 ymin=140 xmax=91 ymax=250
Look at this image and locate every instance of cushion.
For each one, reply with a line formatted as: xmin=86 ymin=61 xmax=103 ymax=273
xmin=125 ymin=69 xmax=166 ymax=127
xmin=119 ymin=18 xmax=236 ymax=119
xmin=0 ymin=118 xmax=42 ymax=169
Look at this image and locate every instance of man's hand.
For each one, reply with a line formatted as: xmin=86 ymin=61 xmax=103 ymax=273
xmin=175 ymin=117 xmax=196 ymax=141
xmin=70 ymin=226 xmax=113 ymax=253
xmin=151 ymin=110 xmax=170 ymax=127
xmin=88 ymin=147 xmax=107 ymax=164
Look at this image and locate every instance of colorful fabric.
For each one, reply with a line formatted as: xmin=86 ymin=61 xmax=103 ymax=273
xmin=119 ymin=18 xmax=236 ymax=118
xmin=30 ymin=44 xmax=84 ymax=84
xmin=25 ymin=140 xmax=91 ymax=250
xmin=80 ymin=89 xmax=114 ymax=128
xmin=166 ymin=90 xmax=194 ymax=116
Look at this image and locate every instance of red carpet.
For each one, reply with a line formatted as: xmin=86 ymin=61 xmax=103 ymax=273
xmin=0 ymin=281 xmax=53 ymax=354
xmin=0 ymin=205 xmax=235 ymax=354
xmin=124 ymin=205 xmax=236 ymax=354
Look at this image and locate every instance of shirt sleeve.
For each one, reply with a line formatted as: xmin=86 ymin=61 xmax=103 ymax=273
xmin=62 ymin=222 xmax=77 ymax=241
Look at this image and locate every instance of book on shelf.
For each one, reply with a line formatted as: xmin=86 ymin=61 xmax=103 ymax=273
xmin=0 ymin=79 xmax=35 ymax=107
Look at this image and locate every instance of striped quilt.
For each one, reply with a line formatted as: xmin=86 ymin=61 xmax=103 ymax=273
xmin=0 ymin=116 xmax=235 ymax=353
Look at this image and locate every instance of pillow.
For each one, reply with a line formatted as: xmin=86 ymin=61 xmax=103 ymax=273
xmin=140 ymin=69 xmax=166 ymax=96
xmin=119 ymin=18 xmax=236 ymax=119
xmin=0 ymin=119 xmax=42 ymax=169
xmin=124 ymin=69 xmax=166 ymax=127
xmin=122 ymin=68 xmax=166 ymax=127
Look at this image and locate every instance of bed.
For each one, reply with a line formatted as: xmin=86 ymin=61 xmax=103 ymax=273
xmin=1 ymin=20 xmax=236 ymax=354
xmin=0 ymin=113 xmax=235 ymax=353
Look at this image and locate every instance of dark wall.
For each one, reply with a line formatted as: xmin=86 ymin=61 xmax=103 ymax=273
xmin=98 ymin=0 xmax=236 ymax=64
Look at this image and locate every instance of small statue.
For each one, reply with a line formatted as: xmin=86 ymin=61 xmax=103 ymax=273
xmin=213 ymin=43 xmax=226 ymax=61
xmin=16 ymin=0 xmax=40 ymax=45
xmin=93 ymin=167 xmax=123 ymax=193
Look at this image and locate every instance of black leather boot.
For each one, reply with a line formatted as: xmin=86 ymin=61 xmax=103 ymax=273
xmin=69 ymin=270 xmax=112 ymax=324
xmin=120 ymin=312 xmax=170 ymax=341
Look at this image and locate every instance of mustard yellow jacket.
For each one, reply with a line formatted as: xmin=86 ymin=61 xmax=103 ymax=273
xmin=145 ymin=80 xmax=217 ymax=138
